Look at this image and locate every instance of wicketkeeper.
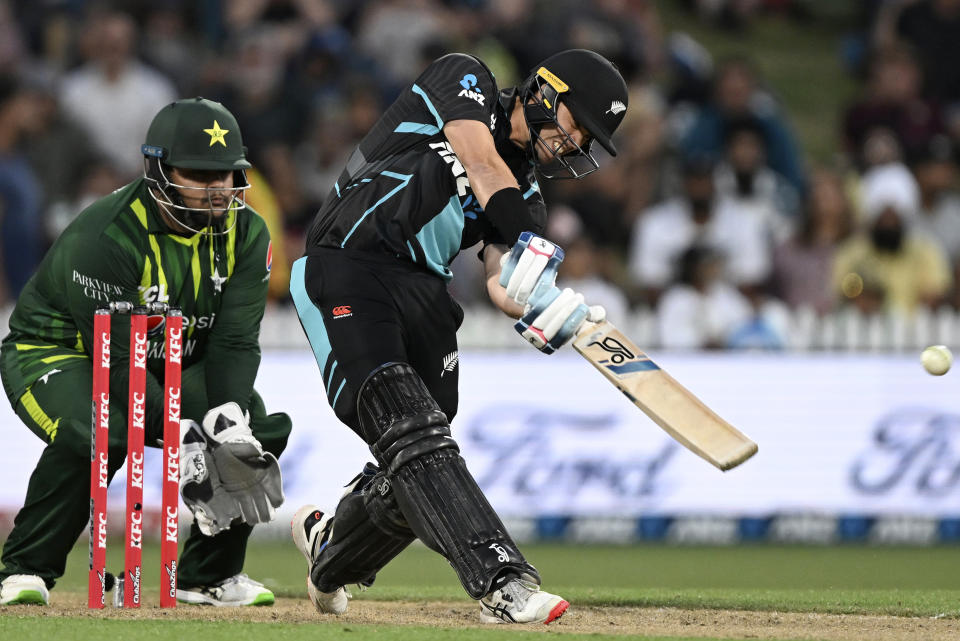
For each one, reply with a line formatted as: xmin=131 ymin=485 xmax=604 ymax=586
xmin=290 ymin=50 xmax=626 ymax=624
xmin=0 ymin=98 xmax=290 ymax=606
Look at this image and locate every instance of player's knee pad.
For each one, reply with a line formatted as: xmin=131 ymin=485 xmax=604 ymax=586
xmin=356 ymin=363 xmax=538 ymax=599
xmin=357 ymin=362 xmax=458 ymax=473
xmin=310 ymin=462 xmax=415 ymax=592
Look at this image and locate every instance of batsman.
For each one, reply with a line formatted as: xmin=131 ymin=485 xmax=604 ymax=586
xmin=290 ymin=50 xmax=626 ymax=623
xmin=0 ymin=98 xmax=290 ymax=606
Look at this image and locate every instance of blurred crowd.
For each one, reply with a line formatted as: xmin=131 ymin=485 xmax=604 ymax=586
xmin=3 ymin=0 xmax=960 ymax=349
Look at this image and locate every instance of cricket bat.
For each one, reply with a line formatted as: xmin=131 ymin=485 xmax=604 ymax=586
xmin=572 ymin=321 xmax=757 ymax=471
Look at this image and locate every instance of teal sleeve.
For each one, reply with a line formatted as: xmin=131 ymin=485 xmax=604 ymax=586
xmin=203 ymin=217 xmax=271 ymax=412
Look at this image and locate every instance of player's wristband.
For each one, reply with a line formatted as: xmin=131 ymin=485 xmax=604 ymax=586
xmin=484 ymin=187 xmax=532 ymax=245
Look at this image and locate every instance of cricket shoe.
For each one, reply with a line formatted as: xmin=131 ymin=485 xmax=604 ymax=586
xmin=0 ymin=574 xmax=49 ymax=605
xmin=479 ymin=575 xmax=568 ymax=624
xmin=176 ymin=573 xmax=274 ymax=606
xmin=291 ymin=504 xmax=349 ymax=614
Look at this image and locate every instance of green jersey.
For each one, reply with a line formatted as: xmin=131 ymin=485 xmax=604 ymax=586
xmin=0 ymin=178 xmax=272 ymax=435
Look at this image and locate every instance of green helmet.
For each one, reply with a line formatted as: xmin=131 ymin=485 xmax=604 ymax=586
xmin=143 ymin=97 xmax=251 ymax=170
xmin=142 ymin=97 xmax=251 ymax=235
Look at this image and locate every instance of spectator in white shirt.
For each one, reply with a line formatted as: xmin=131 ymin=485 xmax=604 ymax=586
xmin=714 ymin=115 xmax=799 ymax=232
xmin=628 ymin=156 xmax=774 ymax=305
xmin=59 ymin=12 xmax=176 ymax=177
xmin=656 ymin=245 xmax=752 ymax=349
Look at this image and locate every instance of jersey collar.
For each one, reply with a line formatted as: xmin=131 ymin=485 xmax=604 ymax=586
xmin=496 ymin=87 xmax=517 ymax=143
xmin=132 ymin=179 xmax=174 ymax=234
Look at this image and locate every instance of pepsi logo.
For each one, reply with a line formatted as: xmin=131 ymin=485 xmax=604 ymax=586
xmin=146 ymin=315 xmax=166 ymax=337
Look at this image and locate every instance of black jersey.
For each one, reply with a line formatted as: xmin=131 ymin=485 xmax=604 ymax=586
xmin=305 ymin=53 xmax=546 ymax=280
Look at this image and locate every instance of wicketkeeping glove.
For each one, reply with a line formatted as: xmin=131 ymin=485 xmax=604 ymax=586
xmin=200 ymin=402 xmax=284 ymax=527
xmin=514 ymin=283 xmax=606 ymax=354
xmin=179 ymin=420 xmax=242 ymax=536
xmin=498 ymin=231 xmax=564 ymax=306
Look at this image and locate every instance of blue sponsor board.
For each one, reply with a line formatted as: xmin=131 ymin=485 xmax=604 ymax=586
xmin=514 ymin=514 xmax=960 ymax=545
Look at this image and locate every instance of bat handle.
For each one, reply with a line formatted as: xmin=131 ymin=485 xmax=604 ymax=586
xmin=576 ymin=319 xmax=601 ymax=338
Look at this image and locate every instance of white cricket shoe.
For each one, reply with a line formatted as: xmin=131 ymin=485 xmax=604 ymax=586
xmin=479 ymin=576 xmax=569 ymax=624
xmin=291 ymin=504 xmax=349 ymax=615
xmin=0 ymin=574 xmax=49 ymax=605
xmin=176 ymin=573 xmax=274 ymax=606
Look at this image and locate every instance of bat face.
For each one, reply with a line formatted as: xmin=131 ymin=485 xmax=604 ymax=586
xmin=573 ymin=321 xmax=758 ymax=471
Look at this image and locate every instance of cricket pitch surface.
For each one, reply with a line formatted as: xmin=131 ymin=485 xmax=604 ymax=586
xmin=7 ymin=595 xmax=960 ymax=641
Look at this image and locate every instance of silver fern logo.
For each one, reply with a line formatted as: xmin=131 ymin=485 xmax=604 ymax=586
xmin=606 ymin=100 xmax=626 ymax=115
xmin=441 ymin=351 xmax=459 ymax=377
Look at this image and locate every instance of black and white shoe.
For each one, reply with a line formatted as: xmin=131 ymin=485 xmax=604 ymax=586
xmin=480 ymin=575 xmax=568 ymax=624
xmin=291 ymin=504 xmax=348 ymax=614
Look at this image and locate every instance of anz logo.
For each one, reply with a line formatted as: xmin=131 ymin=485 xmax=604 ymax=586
xmin=457 ymin=73 xmax=484 ymax=106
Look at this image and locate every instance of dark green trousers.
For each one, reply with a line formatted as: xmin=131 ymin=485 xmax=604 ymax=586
xmin=0 ymin=359 xmax=291 ymax=590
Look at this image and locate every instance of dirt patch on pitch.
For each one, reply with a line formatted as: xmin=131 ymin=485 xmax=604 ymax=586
xmin=5 ymin=595 xmax=960 ymax=640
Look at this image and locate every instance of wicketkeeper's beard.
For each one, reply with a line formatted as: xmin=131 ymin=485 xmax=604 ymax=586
xmin=152 ymin=187 xmax=244 ymax=236
xmin=179 ymin=207 xmax=226 ymax=233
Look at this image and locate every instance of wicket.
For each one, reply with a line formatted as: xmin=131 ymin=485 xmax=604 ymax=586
xmin=88 ymin=302 xmax=183 ymax=609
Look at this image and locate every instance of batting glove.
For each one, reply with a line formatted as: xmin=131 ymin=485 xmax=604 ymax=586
xmin=498 ymin=231 xmax=564 ymax=306
xmin=514 ymin=284 xmax=606 ymax=354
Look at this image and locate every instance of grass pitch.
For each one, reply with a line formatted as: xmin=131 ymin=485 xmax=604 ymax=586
xmin=2 ymin=541 xmax=959 ymax=640
xmin=45 ymin=540 xmax=960 ymax=611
